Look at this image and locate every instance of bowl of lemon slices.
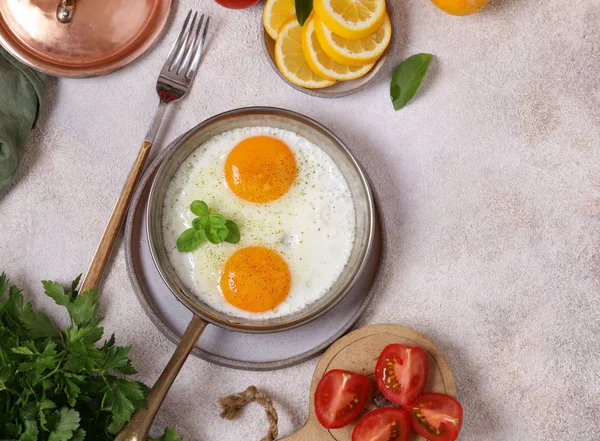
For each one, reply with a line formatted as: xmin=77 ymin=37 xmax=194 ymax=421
xmin=263 ymin=0 xmax=393 ymax=97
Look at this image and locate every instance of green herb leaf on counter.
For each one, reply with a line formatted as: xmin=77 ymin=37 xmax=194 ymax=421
xmin=149 ymin=428 xmax=184 ymax=441
xmin=390 ymin=53 xmax=433 ymax=110
xmin=177 ymin=200 xmax=240 ymax=252
xmin=0 ymin=273 xmax=182 ymax=441
xmin=295 ymin=0 xmax=313 ymax=26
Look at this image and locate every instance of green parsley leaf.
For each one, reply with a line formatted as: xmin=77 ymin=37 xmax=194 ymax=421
xmin=6 ymin=285 xmax=26 ymax=324
xmin=98 ymin=345 xmax=137 ymax=375
xmin=39 ymin=399 xmax=56 ymax=431
xmin=71 ymin=428 xmax=86 ymax=441
xmin=11 ymin=345 xmax=35 ymax=355
xmin=64 ymin=322 xmax=104 ymax=346
xmin=65 ymin=377 xmax=81 ymax=407
xmin=107 ymin=377 xmax=148 ymax=423
xmin=225 ymin=220 xmax=240 ymax=244
xmin=66 ymin=288 xmax=99 ymax=326
xmin=106 ymin=416 xmax=127 ymax=434
xmin=19 ymin=420 xmax=39 ymax=441
xmin=101 ymin=333 xmax=116 ymax=349
xmin=48 ymin=407 xmax=80 ymax=441
xmin=295 ymin=0 xmax=313 ymax=26
xmin=22 ymin=309 xmax=60 ymax=339
xmin=0 ymin=272 xmax=7 ymax=298
xmin=149 ymin=427 xmax=184 ymax=441
xmin=69 ymin=275 xmax=82 ymax=297
xmin=190 ymin=200 xmax=209 ymax=216
xmin=36 ymin=342 xmax=59 ymax=372
xmin=42 ymin=280 xmax=69 ymax=306
xmin=390 ymin=53 xmax=433 ymax=110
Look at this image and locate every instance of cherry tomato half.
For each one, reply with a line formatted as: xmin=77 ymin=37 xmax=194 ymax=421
xmin=315 ymin=369 xmax=370 ymax=429
xmin=213 ymin=0 xmax=260 ymax=9
xmin=410 ymin=393 xmax=463 ymax=441
xmin=375 ymin=344 xmax=429 ymax=406
xmin=352 ymin=407 xmax=411 ymax=441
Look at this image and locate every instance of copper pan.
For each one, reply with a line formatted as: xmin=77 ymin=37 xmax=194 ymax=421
xmin=0 ymin=0 xmax=172 ymax=77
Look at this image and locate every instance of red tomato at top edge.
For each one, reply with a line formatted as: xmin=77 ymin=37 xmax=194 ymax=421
xmin=315 ymin=369 xmax=370 ymax=429
xmin=375 ymin=344 xmax=429 ymax=406
xmin=352 ymin=407 xmax=411 ymax=441
xmin=213 ymin=0 xmax=260 ymax=9
xmin=410 ymin=393 xmax=463 ymax=441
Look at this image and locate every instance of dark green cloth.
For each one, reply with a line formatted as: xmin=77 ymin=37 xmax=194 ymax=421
xmin=0 ymin=46 xmax=48 ymax=190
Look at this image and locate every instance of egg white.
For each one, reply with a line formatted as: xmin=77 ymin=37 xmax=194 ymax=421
xmin=162 ymin=126 xmax=356 ymax=319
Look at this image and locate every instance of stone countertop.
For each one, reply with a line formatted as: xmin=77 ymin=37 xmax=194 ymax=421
xmin=1 ymin=0 xmax=599 ymax=440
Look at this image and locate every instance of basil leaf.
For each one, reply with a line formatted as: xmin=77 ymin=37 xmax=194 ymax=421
xmin=190 ymin=200 xmax=209 ymax=216
xmin=209 ymin=214 xmax=226 ymax=226
xmin=225 ymin=221 xmax=240 ymax=244
xmin=390 ymin=53 xmax=433 ymax=110
xmin=177 ymin=202 xmax=241 ymax=251
xmin=192 ymin=216 xmax=209 ymax=230
xmin=206 ymin=225 xmax=229 ymax=244
xmin=295 ymin=0 xmax=313 ymax=26
xmin=176 ymin=228 xmax=205 ymax=252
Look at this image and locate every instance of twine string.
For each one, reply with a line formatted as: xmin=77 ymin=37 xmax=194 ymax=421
xmin=218 ymin=386 xmax=279 ymax=441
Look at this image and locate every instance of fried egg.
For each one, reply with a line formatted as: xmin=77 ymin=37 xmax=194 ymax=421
xmin=162 ymin=126 xmax=355 ymax=320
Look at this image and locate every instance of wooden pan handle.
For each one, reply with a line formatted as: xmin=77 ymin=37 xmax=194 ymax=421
xmin=115 ymin=315 xmax=208 ymax=441
xmin=80 ymin=140 xmax=153 ymax=293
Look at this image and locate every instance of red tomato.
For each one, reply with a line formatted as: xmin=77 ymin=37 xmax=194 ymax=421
xmin=352 ymin=408 xmax=411 ymax=441
xmin=410 ymin=393 xmax=463 ymax=441
xmin=315 ymin=369 xmax=370 ymax=429
xmin=375 ymin=344 xmax=429 ymax=406
xmin=213 ymin=0 xmax=260 ymax=8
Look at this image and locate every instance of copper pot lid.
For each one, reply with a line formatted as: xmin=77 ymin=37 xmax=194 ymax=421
xmin=0 ymin=0 xmax=172 ymax=77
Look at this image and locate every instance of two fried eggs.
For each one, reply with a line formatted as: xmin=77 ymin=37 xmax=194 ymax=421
xmin=162 ymin=126 xmax=356 ymax=319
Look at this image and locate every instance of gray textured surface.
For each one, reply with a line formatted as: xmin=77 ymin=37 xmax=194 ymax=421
xmin=1 ymin=0 xmax=599 ymax=440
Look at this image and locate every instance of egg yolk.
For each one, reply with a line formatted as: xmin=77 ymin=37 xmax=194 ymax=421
xmin=225 ymin=136 xmax=296 ymax=203
xmin=220 ymin=246 xmax=291 ymax=312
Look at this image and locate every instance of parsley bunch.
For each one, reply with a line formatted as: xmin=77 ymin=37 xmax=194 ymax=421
xmin=0 ymin=274 xmax=181 ymax=441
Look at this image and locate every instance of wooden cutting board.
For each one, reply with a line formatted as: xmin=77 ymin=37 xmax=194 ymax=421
xmin=281 ymin=324 xmax=456 ymax=441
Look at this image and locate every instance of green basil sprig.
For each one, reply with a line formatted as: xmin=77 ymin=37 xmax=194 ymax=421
xmin=177 ymin=201 xmax=240 ymax=252
xmin=390 ymin=53 xmax=433 ymax=110
xmin=295 ymin=0 xmax=313 ymax=26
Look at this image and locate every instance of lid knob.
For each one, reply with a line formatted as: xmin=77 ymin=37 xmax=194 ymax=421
xmin=56 ymin=0 xmax=76 ymax=23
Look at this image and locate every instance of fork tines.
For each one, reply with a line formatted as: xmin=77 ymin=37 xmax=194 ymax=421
xmin=163 ymin=10 xmax=210 ymax=81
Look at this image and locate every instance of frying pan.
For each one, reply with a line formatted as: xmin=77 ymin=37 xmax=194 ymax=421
xmin=115 ymin=107 xmax=377 ymax=440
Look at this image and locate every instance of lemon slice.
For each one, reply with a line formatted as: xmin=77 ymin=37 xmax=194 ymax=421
xmin=430 ymin=0 xmax=489 ymax=16
xmin=314 ymin=0 xmax=387 ymax=40
xmin=314 ymin=13 xmax=391 ymax=66
xmin=301 ymin=18 xmax=374 ymax=81
xmin=275 ymin=20 xmax=336 ymax=89
xmin=263 ymin=0 xmax=296 ymax=40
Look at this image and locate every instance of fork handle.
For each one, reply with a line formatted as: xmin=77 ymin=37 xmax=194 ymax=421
xmin=79 ymin=140 xmax=154 ymax=293
xmin=80 ymin=101 xmax=168 ymax=293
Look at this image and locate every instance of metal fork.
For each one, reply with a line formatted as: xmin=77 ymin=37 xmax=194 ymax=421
xmin=80 ymin=11 xmax=210 ymax=294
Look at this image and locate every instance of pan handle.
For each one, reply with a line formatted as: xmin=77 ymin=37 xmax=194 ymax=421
xmin=56 ymin=0 xmax=76 ymax=23
xmin=115 ymin=314 xmax=208 ymax=441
